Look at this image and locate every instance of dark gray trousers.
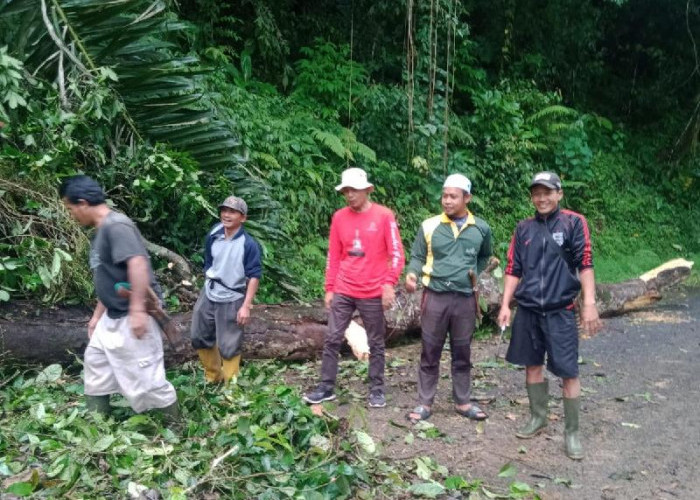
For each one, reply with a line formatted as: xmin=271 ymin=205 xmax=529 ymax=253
xmin=418 ymin=289 xmax=477 ymax=406
xmin=320 ymin=294 xmax=386 ymax=393
xmin=190 ymin=291 xmax=244 ymax=359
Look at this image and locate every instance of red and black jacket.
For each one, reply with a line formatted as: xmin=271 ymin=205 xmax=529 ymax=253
xmin=505 ymin=207 xmax=593 ymax=312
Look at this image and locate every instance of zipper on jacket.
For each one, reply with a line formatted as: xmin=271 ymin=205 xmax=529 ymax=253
xmin=539 ymin=217 xmax=547 ymax=315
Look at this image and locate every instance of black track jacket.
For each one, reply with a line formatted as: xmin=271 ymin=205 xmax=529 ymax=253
xmin=505 ymin=207 xmax=593 ymax=312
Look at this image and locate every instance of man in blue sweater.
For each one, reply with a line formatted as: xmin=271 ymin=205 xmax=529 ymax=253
xmin=191 ymin=196 xmax=262 ymax=383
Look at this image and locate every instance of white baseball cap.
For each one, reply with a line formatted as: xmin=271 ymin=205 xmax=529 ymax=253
xmin=443 ymin=173 xmax=471 ymax=194
xmin=335 ymin=167 xmax=374 ymax=191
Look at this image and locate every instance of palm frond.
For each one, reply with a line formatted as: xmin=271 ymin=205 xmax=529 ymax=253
xmin=1 ymin=0 xmax=298 ymax=297
xmin=1 ymin=0 xmax=246 ymax=174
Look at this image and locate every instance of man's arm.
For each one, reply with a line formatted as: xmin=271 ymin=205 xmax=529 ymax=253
xmin=237 ymin=277 xmax=259 ymax=325
xmin=324 ymin=214 xmax=341 ymax=309
xmin=238 ymin=237 xmax=263 ymax=325
xmin=476 ymin=224 xmax=493 ymax=274
xmin=498 ymin=275 xmax=520 ymax=328
xmin=404 ymin=226 xmax=427 ymax=293
xmin=579 ymin=268 xmax=602 ymax=337
xmin=88 ymin=300 xmax=106 ymax=338
xmin=126 ymin=255 xmax=151 ymax=339
xmin=381 ymin=212 xmax=405 ymax=309
xmin=498 ymin=228 xmax=522 ymax=327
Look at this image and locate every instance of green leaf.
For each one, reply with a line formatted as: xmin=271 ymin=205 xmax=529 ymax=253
xmin=173 ymin=468 xmax=190 ymax=485
xmin=5 ymin=481 xmax=33 ymax=496
xmin=404 ymin=432 xmax=415 ymax=445
xmin=353 ymin=430 xmax=376 ymax=455
xmin=90 ymin=435 xmax=116 ymax=453
xmin=51 ymin=251 xmax=62 ymax=277
xmin=407 ymin=482 xmax=445 ymax=498
xmin=444 ymin=475 xmax=468 ymax=490
xmin=414 ymin=457 xmax=432 ymax=480
xmin=31 ymin=403 xmax=46 ymax=420
xmin=498 ymin=462 xmax=517 ymax=478
xmin=510 ymin=481 xmax=533 ymax=494
xmin=36 ymin=364 xmax=62 ymax=384
xmin=0 ymin=290 xmax=9 ymax=301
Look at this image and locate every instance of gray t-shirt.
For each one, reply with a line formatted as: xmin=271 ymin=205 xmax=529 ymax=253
xmin=90 ymin=211 xmax=158 ymax=319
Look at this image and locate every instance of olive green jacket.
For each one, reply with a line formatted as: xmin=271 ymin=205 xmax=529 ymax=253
xmin=406 ymin=212 xmax=492 ymax=295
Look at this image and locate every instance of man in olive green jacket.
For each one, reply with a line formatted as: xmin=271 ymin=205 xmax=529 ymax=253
xmin=404 ymin=174 xmax=492 ymax=423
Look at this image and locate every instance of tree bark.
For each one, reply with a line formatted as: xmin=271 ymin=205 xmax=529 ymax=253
xmin=0 ymin=259 xmax=692 ymax=365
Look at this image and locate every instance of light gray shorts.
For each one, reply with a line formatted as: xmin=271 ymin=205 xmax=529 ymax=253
xmin=84 ymin=314 xmax=177 ymax=413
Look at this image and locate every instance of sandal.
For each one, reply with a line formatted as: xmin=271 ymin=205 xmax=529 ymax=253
xmin=455 ymin=404 xmax=488 ymax=421
xmin=406 ymin=405 xmax=431 ymax=424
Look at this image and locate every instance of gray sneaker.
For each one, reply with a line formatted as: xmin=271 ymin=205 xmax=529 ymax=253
xmin=368 ymin=391 xmax=386 ymax=408
xmin=303 ymin=386 xmax=336 ymax=404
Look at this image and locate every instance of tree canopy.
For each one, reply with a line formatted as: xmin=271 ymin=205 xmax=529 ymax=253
xmin=0 ymin=0 xmax=698 ymax=305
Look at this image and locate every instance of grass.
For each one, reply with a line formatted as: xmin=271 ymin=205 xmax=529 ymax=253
xmin=595 ymin=250 xmax=698 ymax=284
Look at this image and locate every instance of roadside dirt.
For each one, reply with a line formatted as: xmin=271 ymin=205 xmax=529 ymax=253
xmin=293 ymin=288 xmax=700 ymax=499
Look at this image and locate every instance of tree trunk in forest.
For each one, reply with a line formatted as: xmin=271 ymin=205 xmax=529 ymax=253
xmin=0 ymin=259 xmax=693 ymax=366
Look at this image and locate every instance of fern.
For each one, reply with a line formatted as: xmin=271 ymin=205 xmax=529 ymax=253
xmin=312 ymin=128 xmax=349 ymax=160
xmin=527 ymin=105 xmax=578 ymax=124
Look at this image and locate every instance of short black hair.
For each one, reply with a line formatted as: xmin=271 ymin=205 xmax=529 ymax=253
xmin=59 ymin=175 xmax=106 ymax=205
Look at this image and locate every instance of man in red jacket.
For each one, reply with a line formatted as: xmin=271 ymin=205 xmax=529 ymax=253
xmin=498 ymin=171 xmax=602 ymax=460
xmin=304 ymin=167 xmax=405 ymax=408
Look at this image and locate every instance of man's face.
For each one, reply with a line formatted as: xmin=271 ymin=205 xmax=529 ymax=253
xmin=341 ymin=187 xmax=371 ymax=211
xmin=441 ymin=187 xmax=470 ymax=218
xmin=530 ymin=185 xmax=563 ymax=216
xmin=62 ymin=198 xmax=91 ymax=226
xmin=219 ymin=207 xmax=246 ymax=231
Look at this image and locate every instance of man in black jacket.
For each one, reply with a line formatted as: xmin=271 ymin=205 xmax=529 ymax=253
xmin=498 ymin=171 xmax=601 ymax=460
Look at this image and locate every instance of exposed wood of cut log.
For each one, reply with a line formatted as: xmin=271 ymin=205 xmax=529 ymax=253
xmin=0 ymin=259 xmax=692 ymax=365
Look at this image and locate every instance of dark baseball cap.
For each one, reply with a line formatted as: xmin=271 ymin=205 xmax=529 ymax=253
xmin=218 ymin=195 xmax=248 ymax=215
xmin=529 ymin=171 xmax=562 ymax=190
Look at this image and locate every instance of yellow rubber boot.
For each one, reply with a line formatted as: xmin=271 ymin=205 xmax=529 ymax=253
xmin=197 ymin=348 xmax=223 ymax=383
xmin=222 ymin=354 xmax=241 ymax=383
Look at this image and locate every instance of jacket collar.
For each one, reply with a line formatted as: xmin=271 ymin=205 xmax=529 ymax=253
xmin=534 ymin=206 xmax=560 ymax=222
xmin=440 ymin=211 xmax=475 ymax=226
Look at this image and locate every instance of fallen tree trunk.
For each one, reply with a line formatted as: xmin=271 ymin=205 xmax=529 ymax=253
xmin=0 ymin=259 xmax=693 ymax=365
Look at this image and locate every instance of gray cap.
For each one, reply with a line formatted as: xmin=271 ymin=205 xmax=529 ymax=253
xmin=218 ymin=195 xmax=248 ymax=215
xmin=529 ymin=171 xmax=562 ymax=190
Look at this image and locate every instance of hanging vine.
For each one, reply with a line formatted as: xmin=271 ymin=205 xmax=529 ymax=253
xmin=406 ymin=0 xmax=416 ymax=162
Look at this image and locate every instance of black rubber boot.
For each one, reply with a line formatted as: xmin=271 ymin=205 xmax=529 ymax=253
xmin=516 ymin=380 xmax=549 ymax=439
xmin=85 ymin=395 xmax=111 ymax=416
xmin=159 ymin=401 xmax=181 ymax=427
xmin=564 ymin=397 xmax=584 ymax=460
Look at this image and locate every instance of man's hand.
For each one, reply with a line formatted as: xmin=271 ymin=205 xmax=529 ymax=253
xmin=381 ymin=284 xmax=395 ymax=310
xmin=405 ymin=273 xmax=418 ymax=293
xmin=324 ymin=291 xmax=334 ymax=310
xmin=579 ymin=303 xmax=602 ymax=338
xmin=237 ymin=304 xmax=251 ymax=325
xmin=129 ymin=310 xmax=149 ymax=339
xmin=497 ymin=305 xmax=511 ymax=329
xmin=87 ymin=316 xmax=100 ymax=339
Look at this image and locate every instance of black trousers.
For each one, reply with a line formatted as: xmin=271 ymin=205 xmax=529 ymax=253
xmin=418 ymin=289 xmax=477 ymax=406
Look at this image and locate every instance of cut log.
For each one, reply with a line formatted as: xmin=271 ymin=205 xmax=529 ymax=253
xmin=0 ymin=259 xmax=693 ymax=365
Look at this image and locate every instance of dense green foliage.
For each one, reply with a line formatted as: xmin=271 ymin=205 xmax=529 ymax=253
xmin=0 ymin=359 xmax=543 ymax=499
xmin=1 ymin=0 xmax=698 ymax=305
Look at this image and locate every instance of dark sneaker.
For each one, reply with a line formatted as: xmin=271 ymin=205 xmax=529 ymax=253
xmin=303 ymin=387 xmax=336 ymax=404
xmin=368 ymin=391 xmax=386 ymax=408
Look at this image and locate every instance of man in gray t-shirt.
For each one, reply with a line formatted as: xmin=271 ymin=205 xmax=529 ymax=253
xmin=60 ymin=175 xmax=179 ymax=421
xmin=90 ymin=211 xmax=160 ymax=318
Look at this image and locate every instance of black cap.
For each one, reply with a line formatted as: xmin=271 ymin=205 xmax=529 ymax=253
xmin=529 ymin=171 xmax=562 ymax=190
